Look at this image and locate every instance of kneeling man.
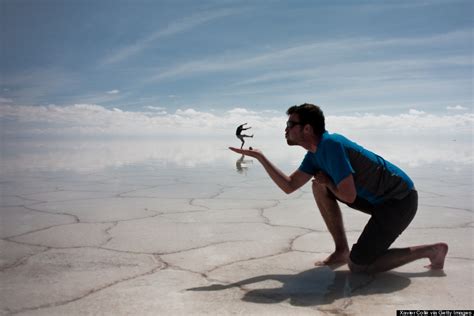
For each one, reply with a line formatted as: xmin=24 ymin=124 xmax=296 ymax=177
xmin=230 ymin=103 xmax=448 ymax=274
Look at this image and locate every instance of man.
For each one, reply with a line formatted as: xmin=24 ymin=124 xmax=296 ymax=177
xmin=236 ymin=123 xmax=254 ymax=149
xmin=229 ymin=103 xmax=448 ymax=274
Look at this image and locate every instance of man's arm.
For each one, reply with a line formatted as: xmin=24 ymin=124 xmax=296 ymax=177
xmin=229 ymin=147 xmax=312 ymax=194
xmin=314 ymin=172 xmax=356 ymax=203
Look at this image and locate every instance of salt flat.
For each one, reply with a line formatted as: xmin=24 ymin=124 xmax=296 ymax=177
xmin=0 ymin=138 xmax=472 ymax=315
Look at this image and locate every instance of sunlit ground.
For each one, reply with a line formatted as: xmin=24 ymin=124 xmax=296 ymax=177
xmin=0 ymin=135 xmax=472 ymax=314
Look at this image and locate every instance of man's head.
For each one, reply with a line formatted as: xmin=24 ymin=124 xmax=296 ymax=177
xmin=285 ymin=103 xmax=325 ymax=146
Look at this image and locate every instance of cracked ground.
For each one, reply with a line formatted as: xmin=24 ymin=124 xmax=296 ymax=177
xmin=1 ymin=140 xmax=473 ymax=315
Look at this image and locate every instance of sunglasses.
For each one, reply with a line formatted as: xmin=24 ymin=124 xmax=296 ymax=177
xmin=286 ymin=120 xmax=304 ymax=128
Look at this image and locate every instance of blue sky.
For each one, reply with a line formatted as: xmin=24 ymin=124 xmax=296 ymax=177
xmin=1 ymin=0 xmax=472 ymax=116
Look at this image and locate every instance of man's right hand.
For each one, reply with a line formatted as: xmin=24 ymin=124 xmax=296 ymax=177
xmin=229 ymin=147 xmax=262 ymax=159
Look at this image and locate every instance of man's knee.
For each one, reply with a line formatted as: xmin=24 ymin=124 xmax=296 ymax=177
xmin=312 ymin=182 xmax=335 ymax=199
xmin=312 ymin=181 xmax=325 ymax=194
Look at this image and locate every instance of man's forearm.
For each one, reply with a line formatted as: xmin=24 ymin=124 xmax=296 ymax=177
xmin=257 ymin=154 xmax=294 ymax=194
xmin=325 ymin=180 xmax=355 ymax=204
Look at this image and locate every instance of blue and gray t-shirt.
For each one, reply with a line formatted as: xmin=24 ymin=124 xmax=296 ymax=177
xmin=299 ymin=132 xmax=414 ymax=205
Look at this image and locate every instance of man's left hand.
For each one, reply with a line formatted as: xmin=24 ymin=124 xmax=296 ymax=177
xmin=313 ymin=171 xmax=331 ymax=187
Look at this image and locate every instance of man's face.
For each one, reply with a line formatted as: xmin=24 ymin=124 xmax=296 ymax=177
xmin=285 ymin=113 xmax=304 ymax=146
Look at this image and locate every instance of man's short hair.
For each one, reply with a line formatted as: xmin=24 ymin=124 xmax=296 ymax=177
xmin=286 ymin=103 xmax=326 ymax=137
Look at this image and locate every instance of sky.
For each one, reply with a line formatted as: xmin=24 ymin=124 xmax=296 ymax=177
xmin=0 ymin=0 xmax=473 ymax=138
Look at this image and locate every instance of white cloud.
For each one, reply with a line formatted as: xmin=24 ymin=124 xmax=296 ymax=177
xmin=408 ymin=109 xmax=426 ymax=115
xmin=146 ymin=106 xmax=166 ymax=111
xmin=447 ymin=105 xmax=468 ymax=111
xmin=327 ymin=111 xmax=473 ymax=135
xmin=107 ymin=89 xmax=120 ymax=94
xmin=227 ymin=108 xmax=258 ymax=115
xmin=0 ymin=104 xmax=472 ymax=139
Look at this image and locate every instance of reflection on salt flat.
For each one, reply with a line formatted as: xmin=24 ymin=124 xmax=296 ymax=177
xmin=0 ymin=135 xmax=472 ymax=314
xmin=0 ymin=135 xmax=472 ymax=174
xmin=1 ymin=138 xmax=234 ymax=174
xmin=235 ymin=155 xmax=254 ymax=175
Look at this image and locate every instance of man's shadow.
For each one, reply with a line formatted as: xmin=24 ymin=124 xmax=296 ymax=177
xmin=188 ymin=267 xmax=445 ymax=307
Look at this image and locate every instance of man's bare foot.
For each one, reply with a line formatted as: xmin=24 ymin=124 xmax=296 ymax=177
xmin=314 ymin=250 xmax=349 ymax=267
xmin=425 ymin=243 xmax=448 ymax=270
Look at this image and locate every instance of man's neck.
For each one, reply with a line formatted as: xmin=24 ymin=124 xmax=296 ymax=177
xmin=302 ymin=135 xmax=320 ymax=153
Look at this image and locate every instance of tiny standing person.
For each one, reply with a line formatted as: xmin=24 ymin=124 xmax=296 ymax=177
xmin=229 ymin=103 xmax=448 ymax=274
xmin=235 ymin=123 xmax=254 ymax=149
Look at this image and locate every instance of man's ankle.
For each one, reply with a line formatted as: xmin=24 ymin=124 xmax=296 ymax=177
xmin=335 ymin=247 xmax=349 ymax=253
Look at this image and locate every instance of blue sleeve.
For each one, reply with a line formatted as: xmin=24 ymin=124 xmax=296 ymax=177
xmin=324 ymin=140 xmax=354 ymax=185
xmin=298 ymin=151 xmax=319 ymax=175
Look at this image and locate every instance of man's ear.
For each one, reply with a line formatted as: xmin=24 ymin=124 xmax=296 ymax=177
xmin=303 ymin=124 xmax=313 ymax=135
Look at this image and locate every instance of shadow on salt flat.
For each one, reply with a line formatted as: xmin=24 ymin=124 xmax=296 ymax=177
xmin=188 ymin=267 xmax=446 ymax=307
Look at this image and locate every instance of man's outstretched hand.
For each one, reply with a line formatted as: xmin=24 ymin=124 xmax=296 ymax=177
xmin=229 ymin=146 xmax=262 ymax=159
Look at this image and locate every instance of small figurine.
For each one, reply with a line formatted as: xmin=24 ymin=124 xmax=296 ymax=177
xmin=235 ymin=123 xmax=254 ymax=149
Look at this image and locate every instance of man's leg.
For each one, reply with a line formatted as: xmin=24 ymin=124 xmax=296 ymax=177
xmin=312 ymin=181 xmax=349 ymax=266
xmin=347 ymin=190 xmax=448 ymax=273
xmin=349 ymin=243 xmax=448 ymax=274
